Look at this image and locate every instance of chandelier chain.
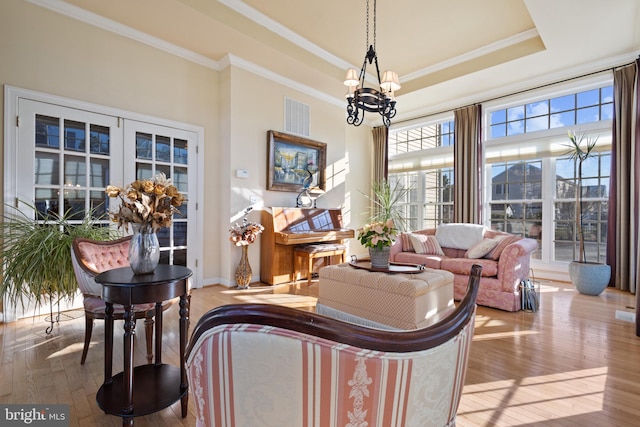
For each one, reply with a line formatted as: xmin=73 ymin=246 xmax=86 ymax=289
xmin=373 ymin=0 xmax=376 ymax=51
xmin=365 ymin=0 xmax=369 ymax=52
xmin=365 ymin=0 xmax=377 ymax=51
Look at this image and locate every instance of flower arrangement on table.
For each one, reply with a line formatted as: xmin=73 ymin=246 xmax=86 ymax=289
xmin=105 ymin=173 xmax=185 ymax=232
xmin=229 ymin=218 xmax=264 ymax=246
xmin=357 ymin=219 xmax=398 ymax=249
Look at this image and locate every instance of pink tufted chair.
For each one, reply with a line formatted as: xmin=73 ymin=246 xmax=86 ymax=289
xmin=71 ymin=236 xmax=173 ymax=365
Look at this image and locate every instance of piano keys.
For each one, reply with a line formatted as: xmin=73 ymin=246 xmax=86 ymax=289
xmin=260 ymin=207 xmax=355 ymax=285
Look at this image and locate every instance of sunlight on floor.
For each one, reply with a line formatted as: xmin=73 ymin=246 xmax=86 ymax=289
xmin=472 ymin=330 xmax=539 ymax=341
xmin=47 ymin=342 xmax=85 ymax=359
xmin=232 ymin=293 xmax=317 ymax=308
xmin=459 ymin=367 xmax=607 ymax=424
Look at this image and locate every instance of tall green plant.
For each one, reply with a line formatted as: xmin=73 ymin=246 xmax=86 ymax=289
xmin=0 ymin=202 xmax=118 ymax=310
xmin=362 ymin=179 xmax=411 ymax=232
xmin=565 ymin=130 xmax=598 ymax=263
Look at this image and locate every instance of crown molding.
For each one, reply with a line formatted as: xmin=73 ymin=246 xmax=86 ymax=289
xmin=26 ymin=0 xmax=348 ymax=111
xmin=224 ymin=54 xmax=345 ymax=109
xmin=218 ymin=0 xmax=383 ymax=86
xmin=402 ymin=29 xmax=540 ymax=82
xmin=218 ymin=0 xmax=355 ymax=72
xmin=27 ymin=0 xmax=221 ymax=70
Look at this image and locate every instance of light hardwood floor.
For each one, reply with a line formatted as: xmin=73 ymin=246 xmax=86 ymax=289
xmin=1 ymin=279 xmax=639 ymax=426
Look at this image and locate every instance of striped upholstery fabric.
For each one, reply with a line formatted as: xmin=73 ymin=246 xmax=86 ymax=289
xmin=186 ymin=317 xmax=475 ymax=427
xmin=399 ymin=232 xmax=415 ymax=252
xmin=408 ymin=233 xmax=445 ymax=255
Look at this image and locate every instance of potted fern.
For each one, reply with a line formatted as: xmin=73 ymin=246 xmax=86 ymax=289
xmin=0 ymin=201 xmax=117 ymax=321
xmin=565 ymin=130 xmax=611 ymax=295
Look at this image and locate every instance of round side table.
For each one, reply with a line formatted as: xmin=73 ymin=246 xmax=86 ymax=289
xmin=95 ymin=264 xmax=192 ymax=427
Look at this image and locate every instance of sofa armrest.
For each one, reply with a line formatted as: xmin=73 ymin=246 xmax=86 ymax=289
xmin=389 ymin=236 xmax=404 ymax=260
xmin=497 ymin=238 xmax=538 ymax=291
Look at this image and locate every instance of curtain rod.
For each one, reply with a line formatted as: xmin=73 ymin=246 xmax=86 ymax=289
xmin=392 ymin=58 xmax=638 ymax=127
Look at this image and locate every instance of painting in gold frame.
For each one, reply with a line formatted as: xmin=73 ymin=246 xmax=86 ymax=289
xmin=267 ymin=130 xmax=326 ymax=192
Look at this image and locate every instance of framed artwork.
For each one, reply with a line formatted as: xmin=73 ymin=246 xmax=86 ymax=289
xmin=267 ymin=130 xmax=326 ymax=192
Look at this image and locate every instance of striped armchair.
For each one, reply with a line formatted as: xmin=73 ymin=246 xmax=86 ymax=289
xmin=185 ymin=265 xmax=481 ymax=427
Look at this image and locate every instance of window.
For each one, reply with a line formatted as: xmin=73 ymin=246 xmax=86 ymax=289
xmin=488 ymin=160 xmax=543 ymax=259
xmin=389 ymin=119 xmax=455 ymax=228
xmin=490 ymin=86 xmax=613 ymax=138
xmin=389 ymin=120 xmax=454 ymax=155
xmin=486 ymin=79 xmax=613 ymax=268
xmin=554 ymin=152 xmax=609 ymax=263
xmin=389 ymin=77 xmax=612 ymax=273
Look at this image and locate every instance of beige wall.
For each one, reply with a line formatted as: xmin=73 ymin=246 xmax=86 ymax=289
xmin=223 ymin=66 xmax=370 ymax=284
xmin=0 ymin=0 xmax=219 ymax=280
xmin=1 ymin=0 xmax=373 ymax=288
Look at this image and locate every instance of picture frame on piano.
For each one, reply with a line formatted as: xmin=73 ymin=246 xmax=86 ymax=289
xmin=267 ymin=130 xmax=326 ymax=192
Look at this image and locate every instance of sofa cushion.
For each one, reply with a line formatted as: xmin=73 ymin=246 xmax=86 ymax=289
xmin=465 ymin=238 xmax=499 ymax=259
xmin=399 ymin=232 xmax=415 ymax=252
xmin=409 ymin=233 xmax=445 ymax=255
xmin=484 ymin=235 xmax=522 ymax=260
xmin=435 ymin=223 xmax=486 ymax=249
xmin=441 ymin=258 xmax=498 ymax=277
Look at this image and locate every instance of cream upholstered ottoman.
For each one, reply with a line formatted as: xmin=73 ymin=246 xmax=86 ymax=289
xmin=316 ymin=263 xmax=455 ymax=330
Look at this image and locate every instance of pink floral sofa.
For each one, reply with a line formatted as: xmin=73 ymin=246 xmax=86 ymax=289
xmin=390 ymin=223 xmax=537 ymax=311
xmin=186 ymin=266 xmax=481 ymax=427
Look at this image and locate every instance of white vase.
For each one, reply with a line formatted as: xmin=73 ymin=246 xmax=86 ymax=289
xmin=369 ymin=246 xmax=391 ymax=269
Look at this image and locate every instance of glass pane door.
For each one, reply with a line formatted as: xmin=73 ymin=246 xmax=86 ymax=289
xmin=123 ymin=120 xmax=197 ymax=271
xmin=17 ymin=99 xmax=123 ymax=223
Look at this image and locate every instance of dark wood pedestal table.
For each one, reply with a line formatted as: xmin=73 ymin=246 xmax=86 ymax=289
xmin=95 ymin=265 xmax=192 ymax=427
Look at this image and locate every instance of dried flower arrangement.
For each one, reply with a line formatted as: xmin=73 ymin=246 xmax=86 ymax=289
xmin=105 ymin=173 xmax=185 ymax=232
xmin=229 ymin=218 xmax=264 ymax=246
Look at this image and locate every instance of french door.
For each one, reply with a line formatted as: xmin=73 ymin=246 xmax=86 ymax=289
xmin=10 ymin=94 xmax=199 ymax=280
xmin=123 ymin=120 xmax=196 ymax=268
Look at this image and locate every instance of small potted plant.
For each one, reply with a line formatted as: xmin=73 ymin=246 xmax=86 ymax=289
xmin=358 ymin=219 xmax=398 ymax=268
xmin=565 ymin=130 xmax=611 ymax=295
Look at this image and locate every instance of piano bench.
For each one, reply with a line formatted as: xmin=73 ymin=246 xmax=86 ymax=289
xmin=294 ymin=244 xmax=347 ymax=285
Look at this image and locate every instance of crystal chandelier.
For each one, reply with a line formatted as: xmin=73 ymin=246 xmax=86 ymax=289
xmin=344 ymin=0 xmax=400 ymax=127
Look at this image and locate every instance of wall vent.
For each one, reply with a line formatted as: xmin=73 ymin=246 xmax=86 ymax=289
xmin=284 ymin=97 xmax=309 ymax=137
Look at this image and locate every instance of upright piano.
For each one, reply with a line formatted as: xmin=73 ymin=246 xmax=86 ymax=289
xmin=260 ymin=207 xmax=355 ymax=285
